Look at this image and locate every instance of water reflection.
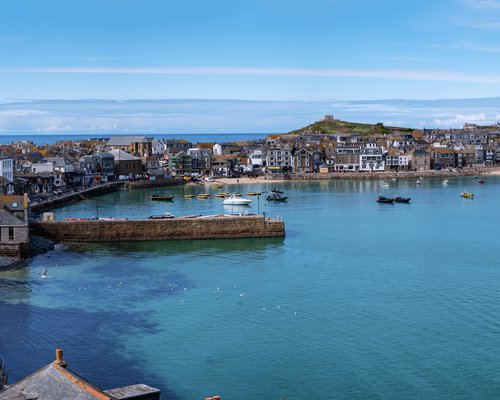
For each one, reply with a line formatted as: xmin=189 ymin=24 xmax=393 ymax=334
xmin=65 ymin=236 xmax=284 ymax=257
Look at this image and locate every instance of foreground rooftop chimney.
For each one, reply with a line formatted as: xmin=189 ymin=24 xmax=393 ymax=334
xmin=55 ymin=348 xmax=67 ymax=368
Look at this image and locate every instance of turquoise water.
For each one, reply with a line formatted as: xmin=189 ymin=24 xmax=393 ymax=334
xmin=1 ymin=177 xmax=500 ymax=399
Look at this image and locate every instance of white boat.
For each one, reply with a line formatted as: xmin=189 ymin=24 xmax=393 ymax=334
xmin=381 ymin=183 xmax=390 ymax=188
xmin=442 ymin=179 xmax=449 ymax=186
xmin=416 ymin=179 xmax=421 ymax=185
xmin=223 ymin=194 xmax=252 ymax=205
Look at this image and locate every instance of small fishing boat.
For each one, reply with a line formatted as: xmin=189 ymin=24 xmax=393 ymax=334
xmin=214 ymin=192 xmax=228 ymax=198
xmin=479 ymin=179 xmax=485 ymax=184
xmin=442 ymin=179 xmax=449 ymax=186
xmin=416 ymin=179 xmax=421 ymax=185
xmin=461 ymin=191 xmax=474 ymax=199
xmin=151 ymin=195 xmax=174 ymax=201
xmin=184 ymin=194 xmax=194 ymax=199
xmin=148 ymin=212 xmax=175 ymax=219
xmin=213 ymin=184 xmax=222 ymax=189
xmin=381 ymin=182 xmax=390 ymax=188
xmin=377 ymin=195 xmax=394 ymax=204
xmin=271 ymin=188 xmax=284 ymax=194
xmin=246 ymin=192 xmax=262 ymax=196
xmin=394 ymin=196 xmax=411 ymax=203
xmin=197 ymin=193 xmax=211 ymax=199
xmin=266 ymin=193 xmax=288 ymax=202
xmin=223 ymin=194 xmax=252 ymax=205
xmin=232 ymin=193 xmax=242 ymax=197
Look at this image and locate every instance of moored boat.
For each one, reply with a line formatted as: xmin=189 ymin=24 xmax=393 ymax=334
xmin=151 ymin=195 xmax=174 ymax=201
xmin=223 ymin=194 xmax=252 ymax=205
xmin=246 ymin=192 xmax=262 ymax=196
xmin=184 ymin=194 xmax=194 ymax=199
xmin=148 ymin=212 xmax=175 ymax=219
xmin=394 ymin=196 xmax=411 ymax=203
xmin=266 ymin=193 xmax=288 ymax=202
xmin=271 ymin=188 xmax=284 ymax=194
xmin=461 ymin=191 xmax=474 ymax=199
xmin=377 ymin=195 xmax=394 ymax=204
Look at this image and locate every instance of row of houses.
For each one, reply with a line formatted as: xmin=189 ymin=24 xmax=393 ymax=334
xmin=1 ymin=124 xmax=500 ymax=195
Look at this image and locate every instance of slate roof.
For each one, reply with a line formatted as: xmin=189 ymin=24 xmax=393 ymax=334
xmin=0 ymin=350 xmax=160 ymax=400
xmin=0 ymin=362 xmax=115 ymax=400
xmin=108 ymin=149 xmax=139 ymax=161
xmin=0 ymin=210 xmax=25 ymax=226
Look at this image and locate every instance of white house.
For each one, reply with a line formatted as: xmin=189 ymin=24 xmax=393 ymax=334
xmin=213 ymin=143 xmax=222 ymax=156
xmin=31 ymin=162 xmax=54 ymax=174
xmin=248 ymin=149 xmax=264 ymax=167
xmin=359 ymin=146 xmax=385 ymax=172
xmin=0 ymin=156 xmax=14 ymax=181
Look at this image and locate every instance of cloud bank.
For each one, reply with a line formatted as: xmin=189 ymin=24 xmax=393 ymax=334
xmin=1 ymin=97 xmax=500 ymax=135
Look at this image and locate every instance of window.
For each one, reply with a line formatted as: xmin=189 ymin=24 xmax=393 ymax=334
xmin=8 ymin=227 xmax=14 ymax=241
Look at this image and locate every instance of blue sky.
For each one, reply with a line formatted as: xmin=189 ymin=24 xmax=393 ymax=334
xmin=2 ymin=0 xmax=500 ymax=133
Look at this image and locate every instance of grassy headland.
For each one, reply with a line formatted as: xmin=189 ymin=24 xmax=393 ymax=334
xmin=287 ymin=118 xmax=414 ymax=136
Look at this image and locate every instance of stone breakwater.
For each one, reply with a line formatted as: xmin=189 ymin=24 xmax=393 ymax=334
xmin=29 ymin=215 xmax=285 ymax=242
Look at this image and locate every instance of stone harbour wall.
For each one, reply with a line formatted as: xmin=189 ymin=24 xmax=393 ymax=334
xmin=29 ymin=215 xmax=285 ymax=242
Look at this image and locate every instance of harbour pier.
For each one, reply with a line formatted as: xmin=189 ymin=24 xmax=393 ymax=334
xmin=29 ymin=214 xmax=285 ymax=242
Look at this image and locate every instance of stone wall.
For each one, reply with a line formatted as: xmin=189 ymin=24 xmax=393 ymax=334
xmin=30 ymin=215 xmax=285 ymax=242
xmin=0 ymin=242 xmax=29 ymax=258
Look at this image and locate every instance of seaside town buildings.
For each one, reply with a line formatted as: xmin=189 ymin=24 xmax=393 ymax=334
xmin=0 ymin=121 xmax=499 ymax=198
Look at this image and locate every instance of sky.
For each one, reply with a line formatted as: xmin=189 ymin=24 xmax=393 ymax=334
xmin=2 ymin=0 xmax=500 ymax=133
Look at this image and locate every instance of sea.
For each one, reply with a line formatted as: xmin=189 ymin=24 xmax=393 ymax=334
xmin=1 ymin=175 xmax=500 ymax=399
xmin=0 ymin=133 xmax=267 ymax=146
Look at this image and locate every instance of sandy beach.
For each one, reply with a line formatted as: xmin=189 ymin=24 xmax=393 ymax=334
xmin=484 ymin=166 xmax=500 ymax=175
xmin=197 ymin=166 xmax=500 ymax=186
xmin=202 ymin=176 xmax=287 ymax=186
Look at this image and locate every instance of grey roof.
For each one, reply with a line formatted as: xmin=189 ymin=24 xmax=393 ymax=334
xmin=0 ymin=362 xmax=116 ymax=400
xmin=96 ymin=152 xmax=114 ymax=159
xmin=0 ymin=210 xmax=25 ymax=226
xmin=43 ymin=157 xmax=72 ymax=167
xmin=108 ymin=149 xmax=139 ymax=161
xmin=107 ymin=136 xmax=151 ymax=146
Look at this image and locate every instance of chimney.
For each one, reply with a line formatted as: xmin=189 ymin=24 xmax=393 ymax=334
xmin=55 ymin=348 xmax=67 ymax=368
xmin=23 ymin=193 xmax=29 ymax=222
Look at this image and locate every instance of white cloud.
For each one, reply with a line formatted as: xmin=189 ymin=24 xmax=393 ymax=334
xmin=465 ymin=0 xmax=500 ymax=9
xmin=456 ymin=20 xmax=500 ymax=30
xmin=0 ymin=109 xmax=48 ymax=116
xmin=397 ymin=41 xmax=500 ymax=53
xmin=3 ymin=66 xmax=500 ymax=84
xmin=434 ymin=112 xmax=488 ymax=126
xmin=2 ymin=98 xmax=500 ymax=134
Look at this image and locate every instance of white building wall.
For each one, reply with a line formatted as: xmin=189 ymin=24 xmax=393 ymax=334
xmin=0 ymin=158 xmax=14 ymax=181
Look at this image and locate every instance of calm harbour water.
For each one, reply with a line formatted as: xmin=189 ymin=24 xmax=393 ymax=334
xmin=1 ymin=177 xmax=500 ymax=399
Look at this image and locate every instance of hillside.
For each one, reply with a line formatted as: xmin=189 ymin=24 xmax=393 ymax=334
xmin=287 ymin=118 xmax=414 ymax=136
